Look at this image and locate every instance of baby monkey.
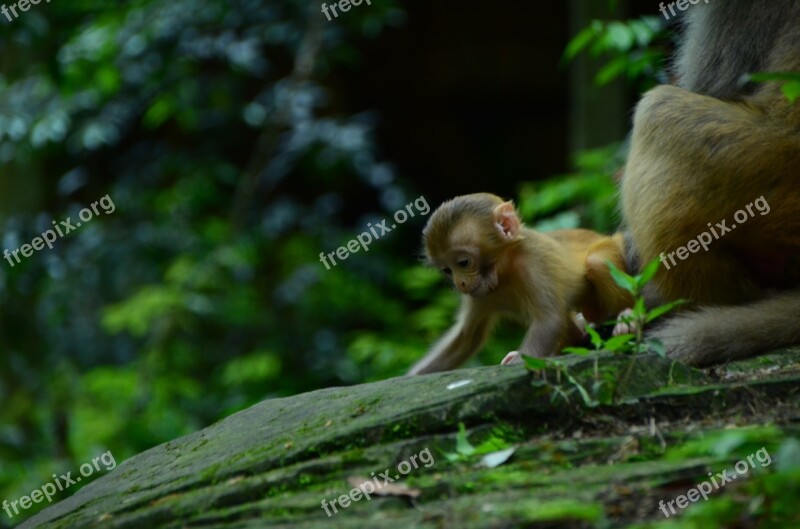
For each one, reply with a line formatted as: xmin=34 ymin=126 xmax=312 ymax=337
xmin=408 ymin=193 xmax=633 ymax=375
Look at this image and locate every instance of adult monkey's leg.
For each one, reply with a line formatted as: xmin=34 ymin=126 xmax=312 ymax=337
xmin=621 ymin=0 xmax=800 ymax=365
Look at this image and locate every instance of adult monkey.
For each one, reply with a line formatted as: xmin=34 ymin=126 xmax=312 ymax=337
xmin=622 ymin=0 xmax=800 ymax=366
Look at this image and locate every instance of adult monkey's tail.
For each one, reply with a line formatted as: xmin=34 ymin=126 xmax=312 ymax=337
xmin=651 ymin=290 xmax=800 ymax=367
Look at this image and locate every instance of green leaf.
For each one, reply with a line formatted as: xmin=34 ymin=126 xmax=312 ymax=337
xmin=596 ymin=55 xmax=628 ymax=86
xmin=748 ymin=72 xmax=800 ymax=83
xmin=523 ymin=356 xmax=551 ymax=370
xmin=629 ymin=19 xmax=656 ymax=46
xmin=456 ymin=423 xmax=476 ymax=456
xmin=563 ymin=23 xmax=600 ymax=63
xmin=633 ymin=296 xmax=647 ymax=318
xmin=748 ymin=72 xmax=800 ymax=104
xmin=637 ymin=257 xmax=661 ymax=288
xmin=646 ymin=299 xmax=687 ymax=323
xmin=586 ymin=325 xmax=604 ymax=349
xmin=474 ymin=433 xmax=512 ymax=455
xmin=551 ymin=386 xmax=572 ymax=404
xmin=573 ymin=382 xmax=595 ymax=407
xmin=782 ymin=81 xmax=800 ymax=104
xmin=564 ymin=372 xmax=597 ymax=407
xmin=562 ymin=347 xmax=593 ymax=356
xmin=604 ymin=22 xmax=635 ymax=52
xmin=607 ymin=261 xmax=637 ymax=293
xmin=443 ymin=452 xmax=461 ymax=463
xmin=602 ymin=333 xmax=635 ymax=352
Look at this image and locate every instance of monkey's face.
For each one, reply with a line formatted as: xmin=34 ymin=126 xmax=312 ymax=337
xmin=428 ymin=248 xmax=499 ymax=298
xmin=422 ymin=197 xmax=510 ymax=298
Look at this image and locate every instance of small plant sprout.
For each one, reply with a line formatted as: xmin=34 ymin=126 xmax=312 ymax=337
xmin=563 ymin=257 xmax=686 ymax=357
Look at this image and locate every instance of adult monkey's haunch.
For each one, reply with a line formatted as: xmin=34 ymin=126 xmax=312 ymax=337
xmin=622 ymin=0 xmax=800 ymax=366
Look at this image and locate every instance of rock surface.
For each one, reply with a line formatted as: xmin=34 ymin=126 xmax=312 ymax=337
xmin=19 ymin=350 xmax=800 ymax=528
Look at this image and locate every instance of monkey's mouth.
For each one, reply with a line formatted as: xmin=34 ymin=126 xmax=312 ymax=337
xmin=466 ymin=284 xmax=495 ymax=298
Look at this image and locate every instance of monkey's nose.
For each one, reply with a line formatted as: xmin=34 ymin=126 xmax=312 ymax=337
xmin=458 ymin=282 xmax=468 ymax=292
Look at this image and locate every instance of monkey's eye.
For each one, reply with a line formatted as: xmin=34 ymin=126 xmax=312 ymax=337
xmin=457 ymin=258 xmax=471 ymax=268
xmin=441 ymin=267 xmax=452 ymax=276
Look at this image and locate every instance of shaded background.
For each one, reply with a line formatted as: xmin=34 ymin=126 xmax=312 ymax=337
xmin=0 ymin=0 xmax=669 ymax=523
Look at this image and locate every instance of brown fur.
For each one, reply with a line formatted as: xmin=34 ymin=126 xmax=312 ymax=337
xmin=408 ymin=193 xmax=632 ymax=375
xmin=622 ymin=0 xmax=800 ymax=366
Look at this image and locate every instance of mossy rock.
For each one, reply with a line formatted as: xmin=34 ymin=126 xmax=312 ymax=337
xmin=19 ymin=349 xmax=800 ymax=529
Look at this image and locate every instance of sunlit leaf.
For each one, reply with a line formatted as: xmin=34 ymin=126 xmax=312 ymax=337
xmin=586 ymin=326 xmax=604 ymax=349
xmin=523 ymin=356 xmax=552 ymax=370
xmin=637 ymin=257 xmax=662 ymax=287
xmin=608 ymin=261 xmax=637 ymax=293
xmin=602 ymin=334 xmax=634 ymax=352
xmin=646 ymin=299 xmax=687 ymax=323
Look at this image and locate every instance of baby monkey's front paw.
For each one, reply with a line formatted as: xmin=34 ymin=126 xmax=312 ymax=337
xmin=501 ymin=351 xmax=523 ymax=365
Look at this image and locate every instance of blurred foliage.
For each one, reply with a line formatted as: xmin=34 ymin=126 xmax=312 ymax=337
xmin=518 ymin=144 xmax=624 ymax=234
xmin=563 ymin=15 xmax=668 ymax=90
xmin=631 ymin=434 xmax=800 ymax=529
xmin=0 ymin=1 xmax=670 ymax=525
xmin=0 ymin=0 xmax=416 ymax=522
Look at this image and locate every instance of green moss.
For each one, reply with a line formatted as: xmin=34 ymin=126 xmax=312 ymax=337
xmin=513 ymin=498 xmax=605 ymax=522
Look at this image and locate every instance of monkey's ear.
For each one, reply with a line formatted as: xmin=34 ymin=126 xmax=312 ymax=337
xmin=493 ymin=202 xmax=520 ymax=240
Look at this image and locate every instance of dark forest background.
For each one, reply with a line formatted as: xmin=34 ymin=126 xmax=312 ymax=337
xmin=0 ymin=0 xmax=670 ymax=523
